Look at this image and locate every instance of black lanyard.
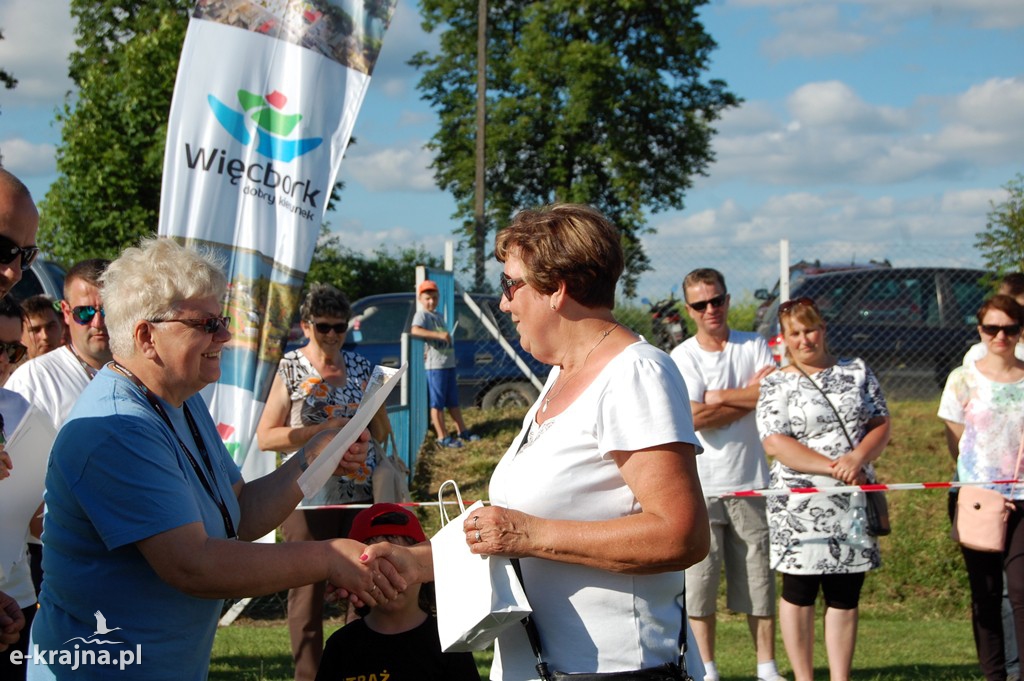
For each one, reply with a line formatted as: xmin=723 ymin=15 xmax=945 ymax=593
xmin=110 ymin=362 xmax=237 ymax=539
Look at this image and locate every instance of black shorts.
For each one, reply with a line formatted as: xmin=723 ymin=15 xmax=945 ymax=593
xmin=781 ymin=572 xmax=866 ymax=610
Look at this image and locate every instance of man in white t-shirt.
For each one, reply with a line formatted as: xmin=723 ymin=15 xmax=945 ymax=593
xmin=670 ymin=268 xmax=782 ymax=681
xmin=7 ymin=258 xmax=112 ymax=432
xmin=0 ymin=168 xmax=41 ymax=677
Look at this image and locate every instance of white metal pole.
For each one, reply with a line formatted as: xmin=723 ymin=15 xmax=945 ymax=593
xmin=779 ymin=239 xmax=791 ymax=302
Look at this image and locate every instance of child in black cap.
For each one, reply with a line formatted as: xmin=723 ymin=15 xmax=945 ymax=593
xmin=315 ymin=503 xmax=480 ymax=681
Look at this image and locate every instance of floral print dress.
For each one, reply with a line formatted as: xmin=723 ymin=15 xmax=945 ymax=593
xmin=756 ymin=358 xmax=888 ymax=574
xmin=279 ymin=348 xmax=376 ymax=505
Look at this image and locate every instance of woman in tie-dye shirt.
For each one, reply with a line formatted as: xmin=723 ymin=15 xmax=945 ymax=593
xmin=939 ymin=294 xmax=1024 ymax=681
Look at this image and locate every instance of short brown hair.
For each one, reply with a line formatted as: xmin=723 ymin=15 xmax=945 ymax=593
xmin=683 ymin=268 xmax=727 ymax=299
xmin=65 ymin=258 xmax=111 ymax=297
xmin=977 ymin=294 xmax=1024 ymax=326
xmin=998 ymin=272 xmax=1024 ymax=299
xmin=495 ymin=204 xmax=623 ymax=309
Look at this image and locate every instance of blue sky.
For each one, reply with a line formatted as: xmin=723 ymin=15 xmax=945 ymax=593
xmin=1 ymin=0 xmax=1022 ymax=299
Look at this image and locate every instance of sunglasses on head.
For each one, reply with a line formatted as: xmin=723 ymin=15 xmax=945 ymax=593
xmin=152 ymin=316 xmax=231 ymax=334
xmin=0 ymin=340 xmax=27 ymax=364
xmin=778 ymin=296 xmax=818 ymax=315
xmin=980 ymin=323 xmax=1022 ymax=337
xmin=0 ymin=234 xmax=39 ymax=271
xmin=687 ymin=293 xmax=728 ymax=313
xmin=71 ymin=305 xmax=105 ymax=325
xmin=499 ymin=272 xmax=526 ymax=302
xmin=311 ymin=320 xmax=349 ymax=335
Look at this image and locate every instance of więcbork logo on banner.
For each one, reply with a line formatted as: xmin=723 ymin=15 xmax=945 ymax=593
xmin=184 ymin=88 xmax=323 ymax=218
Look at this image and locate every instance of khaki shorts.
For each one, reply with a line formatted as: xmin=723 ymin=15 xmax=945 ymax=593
xmin=685 ymin=496 xmax=775 ymax=617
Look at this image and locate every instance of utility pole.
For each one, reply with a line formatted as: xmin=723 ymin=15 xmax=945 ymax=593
xmin=473 ymin=0 xmax=487 ymax=291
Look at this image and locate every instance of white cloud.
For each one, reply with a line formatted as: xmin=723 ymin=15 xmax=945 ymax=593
xmin=0 ymin=138 xmax=56 ymax=177
xmin=787 ymin=81 xmax=910 ymax=132
xmin=762 ymin=5 xmax=875 ymax=59
xmin=0 ymin=0 xmax=75 ymax=105
xmin=634 ymin=186 xmax=992 ymax=299
xmin=704 ymin=75 xmax=1023 ymax=188
xmin=727 ymin=0 xmax=1024 ymax=30
xmin=329 ymin=215 xmax=451 ymax=258
xmin=341 ymin=142 xmax=436 ymax=192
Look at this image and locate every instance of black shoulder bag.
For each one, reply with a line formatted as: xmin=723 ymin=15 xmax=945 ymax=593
xmin=793 ymin=364 xmax=891 ymax=537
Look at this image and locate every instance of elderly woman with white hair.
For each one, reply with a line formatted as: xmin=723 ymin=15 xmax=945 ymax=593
xmin=28 ymin=238 xmax=409 ymax=681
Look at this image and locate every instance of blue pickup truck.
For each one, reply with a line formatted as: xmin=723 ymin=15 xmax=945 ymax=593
xmin=291 ymin=291 xmax=550 ymax=409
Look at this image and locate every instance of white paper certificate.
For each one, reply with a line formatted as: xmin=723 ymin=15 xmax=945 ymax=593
xmin=296 ymin=363 xmax=405 ymax=499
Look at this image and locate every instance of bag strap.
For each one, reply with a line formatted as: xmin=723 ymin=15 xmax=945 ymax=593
xmin=437 ymin=480 xmax=465 ymax=526
xmin=512 ymin=558 xmax=689 ymax=679
xmin=792 ymin=363 xmax=855 ymax=450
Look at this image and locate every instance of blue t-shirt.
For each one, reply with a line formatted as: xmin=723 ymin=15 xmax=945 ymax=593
xmin=29 ymin=367 xmax=242 ymax=680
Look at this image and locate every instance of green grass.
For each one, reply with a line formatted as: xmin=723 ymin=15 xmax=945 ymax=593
xmin=212 ymin=398 xmax=986 ymax=679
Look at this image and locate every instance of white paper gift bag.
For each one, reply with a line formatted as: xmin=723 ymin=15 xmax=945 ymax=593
xmin=431 ymin=480 xmax=532 ymax=652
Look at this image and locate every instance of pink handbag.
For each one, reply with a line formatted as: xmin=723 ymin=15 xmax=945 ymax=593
xmin=952 ymin=485 xmax=1013 ymax=552
xmin=952 ymin=434 xmax=1023 ymax=553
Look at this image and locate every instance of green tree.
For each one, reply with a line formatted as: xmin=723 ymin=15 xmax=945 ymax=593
xmin=307 ymin=227 xmax=443 ymax=301
xmin=39 ymin=1 xmax=191 ymax=265
xmin=411 ymin=0 xmax=739 ymax=295
xmin=975 ymin=173 xmax=1024 ymax=274
xmin=0 ymin=30 xmax=16 ymax=90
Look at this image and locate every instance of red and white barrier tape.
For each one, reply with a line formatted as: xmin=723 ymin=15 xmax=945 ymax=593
xmin=297 ymin=479 xmax=1024 ymax=509
xmin=718 ymin=478 xmax=1022 ymax=499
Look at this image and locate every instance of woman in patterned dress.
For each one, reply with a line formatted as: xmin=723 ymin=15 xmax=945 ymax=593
xmin=939 ymin=294 xmax=1024 ymax=681
xmin=755 ymin=297 xmax=890 ymax=681
xmin=256 ymin=282 xmax=376 ymax=681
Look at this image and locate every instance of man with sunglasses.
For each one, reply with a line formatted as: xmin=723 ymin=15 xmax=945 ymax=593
xmin=670 ymin=268 xmax=784 ymax=681
xmin=7 ymin=259 xmax=112 ymax=433
xmin=0 ymin=169 xmax=39 ymax=301
xmin=0 ymin=297 xmax=27 ymax=386
xmin=0 ymin=169 xmax=40 ymax=676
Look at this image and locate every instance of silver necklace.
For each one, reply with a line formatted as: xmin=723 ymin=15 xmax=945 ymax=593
xmin=542 ymin=322 xmax=619 ymax=413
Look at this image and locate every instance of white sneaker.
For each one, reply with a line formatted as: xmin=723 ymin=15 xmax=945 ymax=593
xmin=758 ymin=675 xmax=788 ymax=681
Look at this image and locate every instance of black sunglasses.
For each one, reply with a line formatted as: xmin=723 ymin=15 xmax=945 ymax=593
xmin=311 ymin=320 xmax=349 ymax=335
xmin=152 ymin=316 xmax=231 ymax=334
xmin=778 ymin=296 xmax=818 ymax=316
xmin=0 ymin=340 xmax=27 ymax=364
xmin=687 ymin=293 xmax=728 ymax=313
xmin=71 ymin=305 xmax=105 ymax=325
xmin=499 ymin=272 xmax=526 ymax=301
xmin=980 ymin=324 xmax=1022 ymax=337
xmin=0 ymin=234 xmax=39 ymax=270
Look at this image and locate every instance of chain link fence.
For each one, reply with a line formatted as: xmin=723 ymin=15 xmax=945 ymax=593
xmin=614 ymin=238 xmax=993 ymax=402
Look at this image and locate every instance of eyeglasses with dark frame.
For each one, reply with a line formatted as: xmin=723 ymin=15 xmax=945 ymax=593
xmin=686 ymin=293 xmax=728 ymax=313
xmin=310 ymin=320 xmax=349 ymax=335
xmin=150 ymin=316 xmax=231 ymax=334
xmin=499 ymin=272 xmax=526 ymax=301
xmin=0 ymin=340 xmax=27 ymax=364
xmin=0 ymin=234 xmax=39 ymax=271
xmin=778 ymin=297 xmax=818 ymax=316
xmin=980 ymin=323 xmax=1023 ymax=338
xmin=71 ymin=305 xmax=105 ymax=326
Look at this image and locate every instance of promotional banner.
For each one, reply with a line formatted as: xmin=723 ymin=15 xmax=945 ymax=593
xmin=159 ymin=0 xmax=398 ymax=478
